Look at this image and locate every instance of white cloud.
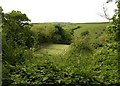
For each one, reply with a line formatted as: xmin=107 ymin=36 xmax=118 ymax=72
xmin=1 ymin=0 xmax=116 ymax=23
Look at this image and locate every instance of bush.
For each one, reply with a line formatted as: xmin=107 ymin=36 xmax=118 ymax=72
xmin=70 ymin=30 xmax=93 ymax=55
xmin=6 ymin=55 xmax=104 ymax=85
xmin=91 ymin=43 xmax=119 ymax=85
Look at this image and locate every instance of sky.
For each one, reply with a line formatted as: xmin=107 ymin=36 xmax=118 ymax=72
xmin=0 ymin=0 xmax=116 ymax=23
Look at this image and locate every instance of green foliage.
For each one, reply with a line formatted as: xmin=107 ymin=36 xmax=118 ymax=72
xmin=81 ymin=30 xmax=89 ymax=36
xmin=92 ymin=45 xmax=119 ymax=84
xmin=5 ymin=54 xmax=102 ymax=85
xmin=2 ymin=10 xmax=34 ymax=48
xmin=2 ymin=10 xmax=34 ymax=85
xmin=53 ymin=24 xmax=65 ymax=43
xmin=31 ymin=23 xmax=72 ymax=45
xmin=3 ymin=21 xmax=112 ymax=85
xmin=2 ymin=42 xmax=33 ymax=65
xmin=2 ymin=1 xmax=120 ymax=85
xmin=87 ymin=1 xmax=120 ymax=85
xmin=70 ymin=30 xmax=93 ymax=55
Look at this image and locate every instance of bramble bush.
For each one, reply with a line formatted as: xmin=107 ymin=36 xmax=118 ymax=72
xmin=7 ymin=54 xmax=104 ymax=85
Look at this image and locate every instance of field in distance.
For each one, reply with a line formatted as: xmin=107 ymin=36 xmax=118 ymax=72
xmin=31 ymin=22 xmax=109 ymax=56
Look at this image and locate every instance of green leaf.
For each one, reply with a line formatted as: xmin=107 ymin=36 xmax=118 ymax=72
xmin=42 ymin=77 xmax=48 ymax=81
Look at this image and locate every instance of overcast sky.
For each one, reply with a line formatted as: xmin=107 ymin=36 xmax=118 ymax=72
xmin=1 ymin=0 xmax=116 ymax=23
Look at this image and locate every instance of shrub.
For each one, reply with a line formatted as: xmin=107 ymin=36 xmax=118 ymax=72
xmin=91 ymin=43 xmax=119 ymax=85
xmin=70 ymin=30 xmax=93 ymax=55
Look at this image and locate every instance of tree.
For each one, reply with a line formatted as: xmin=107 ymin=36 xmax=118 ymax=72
xmin=2 ymin=10 xmax=34 ymax=48
xmin=2 ymin=10 xmax=34 ymax=65
xmin=52 ymin=24 xmax=65 ymax=43
xmin=97 ymin=3 xmax=110 ymax=21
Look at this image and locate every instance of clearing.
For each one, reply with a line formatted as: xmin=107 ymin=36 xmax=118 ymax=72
xmin=34 ymin=44 xmax=70 ymax=56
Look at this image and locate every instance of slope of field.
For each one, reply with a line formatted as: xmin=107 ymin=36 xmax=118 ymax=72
xmin=74 ymin=22 xmax=109 ymax=35
xmin=73 ymin=22 xmax=109 ymax=43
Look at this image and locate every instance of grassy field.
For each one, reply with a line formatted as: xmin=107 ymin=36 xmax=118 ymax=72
xmin=32 ymin=44 xmax=70 ymax=66
xmin=73 ymin=22 xmax=109 ymax=37
xmin=34 ymin=44 xmax=70 ymax=56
